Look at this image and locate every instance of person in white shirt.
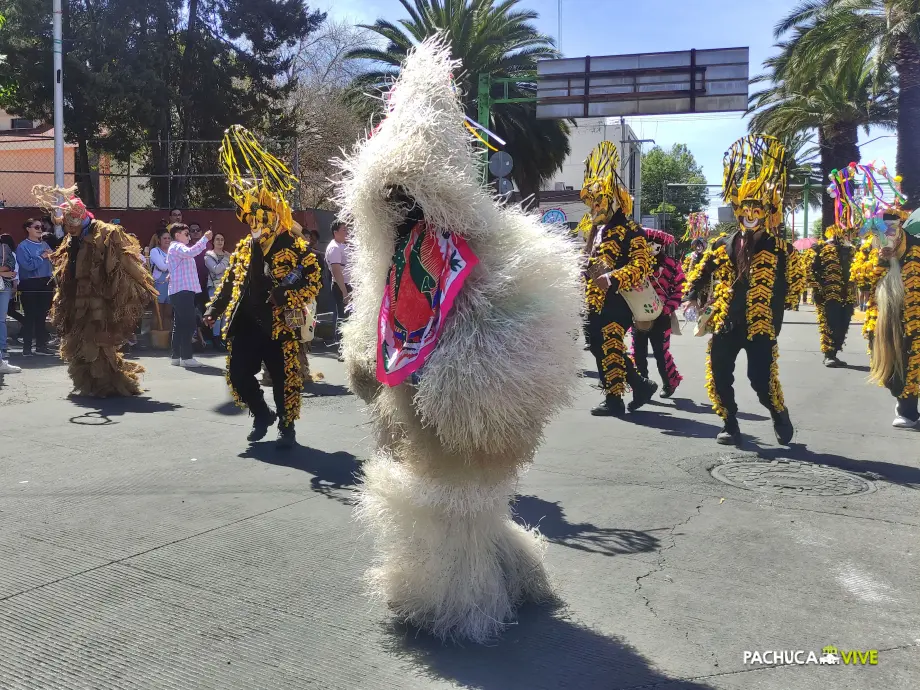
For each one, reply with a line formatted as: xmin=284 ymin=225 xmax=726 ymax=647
xmin=150 ymin=229 xmax=171 ymax=305
xmin=324 ymin=222 xmax=351 ymax=358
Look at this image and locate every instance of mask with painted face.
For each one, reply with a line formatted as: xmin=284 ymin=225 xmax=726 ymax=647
xmin=723 ymin=135 xmax=788 ymax=237
xmin=581 ymin=141 xmax=632 ymax=228
xmin=735 ymin=199 xmax=767 ymax=233
xmin=648 ymin=241 xmax=662 ymax=257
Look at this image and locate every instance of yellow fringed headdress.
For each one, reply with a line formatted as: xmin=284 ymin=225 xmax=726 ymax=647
xmin=722 ymin=134 xmax=788 ymax=210
xmin=581 ymin=141 xmax=633 ymax=218
xmin=219 ymin=125 xmax=297 ymax=232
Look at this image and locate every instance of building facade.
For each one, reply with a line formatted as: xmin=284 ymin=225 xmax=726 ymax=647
xmin=538 ymin=118 xmax=643 ymax=226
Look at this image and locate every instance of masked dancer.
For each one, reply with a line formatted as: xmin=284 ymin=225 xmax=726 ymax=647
xmin=32 ymin=185 xmax=155 ymax=396
xmin=582 ymin=142 xmax=658 ymax=416
xmin=204 ymin=126 xmax=322 ymax=449
xmin=630 ymin=229 xmax=684 ymax=397
xmin=685 ymin=135 xmax=806 ymax=446
xmin=846 ymin=163 xmax=920 ymax=428
xmin=334 ymin=38 xmax=583 ymax=642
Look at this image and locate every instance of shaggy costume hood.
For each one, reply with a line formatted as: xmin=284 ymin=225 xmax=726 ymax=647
xmin=335 ymin=36 xmax=584 ymax=462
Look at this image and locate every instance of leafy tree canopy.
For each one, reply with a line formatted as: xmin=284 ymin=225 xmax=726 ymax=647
xmin=640 ymin=144 xmax=708 ymax=235
xmin=0 ymin=0 xmax=324 ymax=208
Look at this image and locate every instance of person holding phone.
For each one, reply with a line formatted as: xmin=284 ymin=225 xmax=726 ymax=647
xmin=166 ymin=223 xmax=211 ymax=368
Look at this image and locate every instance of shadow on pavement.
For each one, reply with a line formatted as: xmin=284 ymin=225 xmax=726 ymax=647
xmin=667 ymin=397 xmax=769 ymax=422
xmin=845 ymin=364 xmax=871 ymax=373
xmin=67 ymin=396 xmax=182 ymax=426
xmin=581 ymin=369 xmax=599 ymax=380
xmin=513 ymin=495 xmax=662 ymax=557
xmin=238 ymin=444 xmax=363 ymax=504
xmin=385 ymin=603 xmax=715 ymax=690
xmin=213 ymin=400 xmax=245 ymax=416
xmin=751 ymin=442 xmax=920 ymax=489
xmin=183 ymin=365 xmax=226 ymax=376
xmin=304 ymin=381 xmax=351 ymax=397
xmin=623 ymin=410 xmax=724 ymax=440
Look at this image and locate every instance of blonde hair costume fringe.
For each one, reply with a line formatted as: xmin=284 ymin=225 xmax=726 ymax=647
xmin=870 ymin=261 xmax=906 ymax=388
xmin=333 ymin=37 xmax=584 ymax=643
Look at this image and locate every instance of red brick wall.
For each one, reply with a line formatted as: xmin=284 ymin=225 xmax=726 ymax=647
xmin=0 ymin=207 xmax=322 ymax=248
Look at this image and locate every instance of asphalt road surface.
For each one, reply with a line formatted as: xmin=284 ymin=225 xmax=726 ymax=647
xmin=1 ymin=306 xmax=917 ymax=690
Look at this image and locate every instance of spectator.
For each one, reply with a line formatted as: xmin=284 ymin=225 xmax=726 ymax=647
xmin=0 ymin=233 xmax=22 ymax=372
xmin=166 ymin=223 xmax=211 ymax=368
xmin=205 ymin=232 xmax=230 ymax=347
xmin=325 ymin=222 xmax=351 ymax=359
xmin=188 ymin=222 xmax=211 ymax=313
xmin=15 ymin=218 xmax=55 ymax=357
xmin=169 ymin=208 xmax=183 ymax=225
xmin=149 ymin=229 xmax=171 ymax=306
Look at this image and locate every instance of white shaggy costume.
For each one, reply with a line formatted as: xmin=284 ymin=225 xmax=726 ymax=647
xmin=334 ymin=38 xmax=584 ymax=642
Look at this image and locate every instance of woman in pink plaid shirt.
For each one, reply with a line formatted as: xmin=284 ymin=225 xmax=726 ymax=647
xmin=166 ymin=223 xmax=212 ymax=367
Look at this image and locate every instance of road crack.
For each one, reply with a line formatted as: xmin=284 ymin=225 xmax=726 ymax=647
xmin=634 ymin=496 xmax=721 ymax=670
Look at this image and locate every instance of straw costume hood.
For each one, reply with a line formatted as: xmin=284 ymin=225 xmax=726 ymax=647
xmin=33 ymin=184 xmax=155 ymax=397
xmin=334 ymin=37 xmax=583 ymax=642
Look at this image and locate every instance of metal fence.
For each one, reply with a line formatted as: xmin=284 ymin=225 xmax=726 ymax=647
xmin=0 ymin=137 xmax=302 ymax=210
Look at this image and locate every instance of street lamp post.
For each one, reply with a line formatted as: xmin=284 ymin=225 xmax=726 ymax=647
xmin=52 ymin=0 xmax=64 ymax=188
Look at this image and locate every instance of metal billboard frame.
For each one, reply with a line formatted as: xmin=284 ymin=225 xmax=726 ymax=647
xmin=535 ymin=47 xmax=749 ymax=119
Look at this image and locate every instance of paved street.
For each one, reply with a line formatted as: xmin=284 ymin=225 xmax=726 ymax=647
xmin=1 ymin=306 xmax=918 ymax=690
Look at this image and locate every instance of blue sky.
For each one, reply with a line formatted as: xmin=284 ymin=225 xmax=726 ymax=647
xmin=317 ymin=0 xmax=898 ymax=233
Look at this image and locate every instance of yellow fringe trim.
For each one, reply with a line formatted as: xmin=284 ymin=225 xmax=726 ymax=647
xmin=747 ymin=250 xmax=778 ymax=339
xmin=600 ymin=321 xmax=627 ymax=397
xmin=705 ymin=339 xmax=727 ymax=419
xmin=901 ymin=245 xmax=920 ymax=397
xmin=769 ymin=342 xmax=786 ymax=412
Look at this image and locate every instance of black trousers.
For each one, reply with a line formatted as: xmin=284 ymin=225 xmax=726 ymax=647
xmin=228 ymin=323 xmax=287 ymax=423
xmin=169 ymin=291 xmax=196 ymax=361
xmin=20 ymin=290 xmax=53 ymax=351
xmin=587 ymin=297 xmax=640 ymax=398
xmin=708 ymin=329 xmax=786 ymax=420
xmin=817 ymin=299 xmax=854 ymax=355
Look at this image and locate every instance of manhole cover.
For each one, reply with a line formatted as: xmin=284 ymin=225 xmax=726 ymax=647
xmin=711 ymin=460 xmax=875 ymax=496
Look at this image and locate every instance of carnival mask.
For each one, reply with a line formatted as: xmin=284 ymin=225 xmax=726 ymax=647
xmin=584 ymin=183 xmax=617 ymax=226
xmin=735 ymin=199 xmax=766 ymax=232
xmin=53 ymin=195 xmax=89 ymax=235
xmin=868 ymin=215 xmax=905 ymax=259
xmin=649 ymin=241 xmax=662 ymax=256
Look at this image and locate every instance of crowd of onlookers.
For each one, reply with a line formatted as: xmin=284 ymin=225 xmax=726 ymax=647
xmin=0 ymin=208 xmax=353 ymax=376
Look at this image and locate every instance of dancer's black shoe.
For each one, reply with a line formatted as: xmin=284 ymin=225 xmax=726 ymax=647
xmin=276 ymin=422 xmax=296 ymax=450
xmin=772 ymin=409 xmax=794 ymax=445
xmin=660 ymin=384 xmax=676 ymax=398
xmin=628 ymin=378 xmax=658 ymax=412
xmin=716 ymin=417 xmax=742 ymax=446
xmin=591 ymin=395 xmax=626 ymax=417
xmin=247 ymin=408 xmax=278 ymax=442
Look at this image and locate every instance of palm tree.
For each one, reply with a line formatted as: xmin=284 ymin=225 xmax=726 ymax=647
xmin=780 ymin=131 xmax=823 ymax=236
xmin=748 ymin=47 xmax=897 ymax=227
xmin=774 ymin=0 xmax=920 ymax=204
xmin=345 ymin=0 xmax=569 ymax=204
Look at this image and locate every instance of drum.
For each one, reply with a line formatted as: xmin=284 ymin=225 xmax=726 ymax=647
xmin=620 ymin=278 xmax=663 ymax=323
xmin=299 ymin=300 xmax=318 ymax=343
xmin=694 ymin=302 xmax=715 ymax=337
